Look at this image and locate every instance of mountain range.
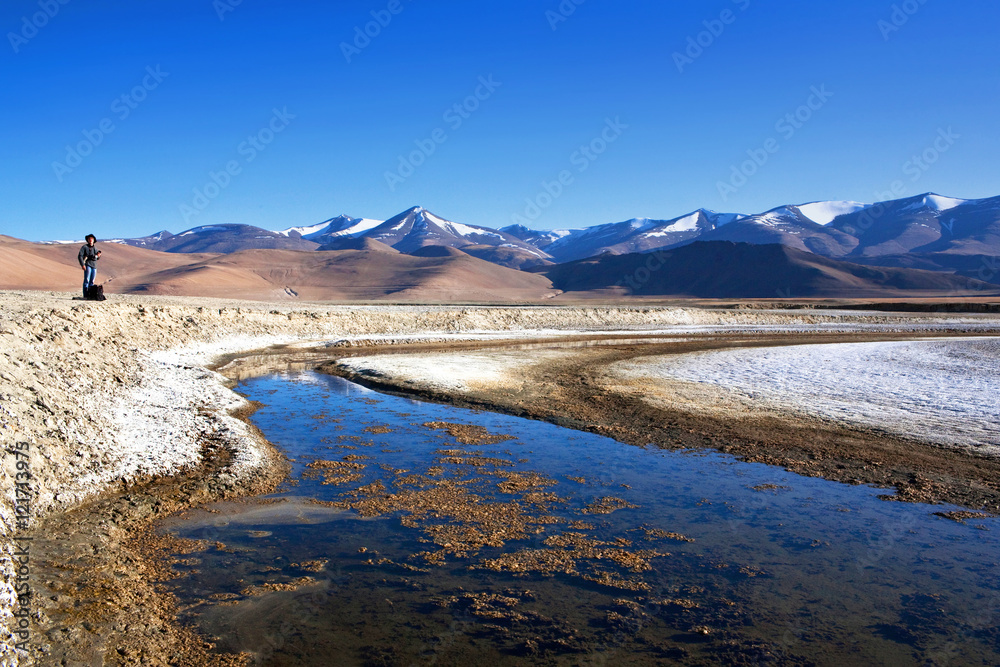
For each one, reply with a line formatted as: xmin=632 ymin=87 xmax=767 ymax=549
xmin=10 ymin=192 xmax=995 ymax=300
xmin=110 ymin=193 xmax=999 ymax=282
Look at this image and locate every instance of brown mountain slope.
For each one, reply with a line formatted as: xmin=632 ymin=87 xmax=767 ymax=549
xmin=0 ymin=237 xmax=219 ymax=291
xmin=125 ymin=248 xmax=557 ymax=301
xmin=0 ymin=237 xmax=556 ymax=301
xmin=316 ymin=237 xmax=400 ymax=253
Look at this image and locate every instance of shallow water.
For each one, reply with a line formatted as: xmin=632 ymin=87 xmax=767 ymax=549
xmin=159 ymin=370 xmax=1000 ymax=666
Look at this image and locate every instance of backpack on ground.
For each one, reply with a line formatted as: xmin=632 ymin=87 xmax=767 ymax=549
xmin=86 ymin=284 xmax=107 ymax=301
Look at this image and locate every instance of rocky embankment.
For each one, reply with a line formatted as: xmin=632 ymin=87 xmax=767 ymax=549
xmin=0 ymin=291 xmax=988 ymax=664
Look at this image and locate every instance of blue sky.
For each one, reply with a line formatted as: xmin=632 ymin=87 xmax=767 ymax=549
xmin=2 ymin=0 xmax=998 ymax=241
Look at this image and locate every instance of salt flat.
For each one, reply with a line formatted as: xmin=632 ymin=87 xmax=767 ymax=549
xmin=610 ymin=338 xmax=1000 ymax=456
xmin=4 ymin=291 xmax=1000 ymax=663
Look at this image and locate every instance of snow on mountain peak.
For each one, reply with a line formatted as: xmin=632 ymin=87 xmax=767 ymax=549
xmin=178 ymin=225 xmax=231 ymax=237
xmin=920 ymin=194 xmax=966 ymax=212
xmin=277 ymin=218 xmax=348 ymax=238
xmin=796 ymin=201 xmax=870 ymax=225
xmin=421 ymin=210 xmax=450 ymax=227
xmin=638 ymin=212 xmax=702 ymax=238
xmin=898 ymin=194 xmax=967 ymax=214
xmin=662 ymin=212 xmax=701 ymax=233
xmin=702 ymin=210 xmax=744 ymax=226
xmin=277 ymin=215 xmax=384 ymax=240
xmin=770 ymin=206 xmax=801 ymax=219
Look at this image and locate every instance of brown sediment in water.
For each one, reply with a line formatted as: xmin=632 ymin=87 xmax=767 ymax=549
xmin=582 ymin=496 xmax=640 ymax=515
xmin=240 ymin=577 xmax=317 ymax=597
xmin=751 ymin=483 xmax=791 ymax=492
xmin=303 ymin=458 xmax=367 ymax=485
xmin=933 ymin=510 xmax=998 ymax=524
xmin=423 ymin=420 xmax=517 ymax=445
xmin=641 ymin=527 xmax=695 ymax=542
xmin=299 ymin=424 xmax=686 ymax=594
xmin=27 ymin=412 xmax=289 ymax=666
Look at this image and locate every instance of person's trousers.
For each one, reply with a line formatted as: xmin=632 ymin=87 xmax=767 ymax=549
xmin=83 ymin=265 xmax=96 ymax=297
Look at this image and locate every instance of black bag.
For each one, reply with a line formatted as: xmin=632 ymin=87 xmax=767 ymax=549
xmin=86 ymin=284 xmax=107 ymax=301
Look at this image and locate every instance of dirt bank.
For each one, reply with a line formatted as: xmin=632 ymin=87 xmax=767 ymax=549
xmin=2 ymin=290 xmax=997 ymax=664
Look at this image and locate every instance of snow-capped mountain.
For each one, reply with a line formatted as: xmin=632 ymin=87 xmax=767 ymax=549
xmin=527 ymin=209 xmax=744 ymax=263
xmin=694 ymin=204 xmax=863 ymax=257
xmin=795 ymin=201 xmax=870 ymax=225
xmin=826 ymin=193 xmax=1000 ymax=257
xmin=108 ymin=193 xmax=999 ymax=279
xmin=277 ymin=215 xmax=384 ymax=243
xmin=660 ymin=194 xmax=1000 ymax=261
xmin=356 ymin=207 xmax=551 ymax=260
xmin=500 ymin=225 xmax=578 ymax=249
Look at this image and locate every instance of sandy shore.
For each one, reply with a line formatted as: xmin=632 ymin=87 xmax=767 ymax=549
xmin=2 ymin=290 xmax=999 ymax=664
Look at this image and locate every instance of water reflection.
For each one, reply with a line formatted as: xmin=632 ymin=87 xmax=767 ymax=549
xmin=159 ymin=371 xmax=1000 ymax=665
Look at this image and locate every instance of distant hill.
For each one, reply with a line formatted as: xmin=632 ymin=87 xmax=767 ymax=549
xmin=846 ymin=252 xmax=1000 ymax=285
xmin=123 ymin=246 xmax=556 ymax=301
xmin=0 ymin=235 xmax=216 ymax=291
xmin=119 ymin=224 xmax=318 ymax=253
xmin=316 ymin=236 xmax=399 ymax=253
xmin=111 ymin=230 xmax=174 ymax=248
xmin=0 ymin=235 xmax=556 ymax=302
xmin=539 ymin=241 xmax=1000 ymax=298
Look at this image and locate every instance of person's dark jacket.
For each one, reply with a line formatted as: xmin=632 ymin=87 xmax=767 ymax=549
xmin=79 ymin=244 xmax=99 ymax=269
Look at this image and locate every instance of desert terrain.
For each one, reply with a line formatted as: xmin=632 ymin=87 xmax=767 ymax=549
xmin=2 ymin=290 xmax=999 ymax=664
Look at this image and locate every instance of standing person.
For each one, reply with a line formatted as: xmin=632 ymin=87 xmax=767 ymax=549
xmin=78 ymin=234 xmax=102 ymax=298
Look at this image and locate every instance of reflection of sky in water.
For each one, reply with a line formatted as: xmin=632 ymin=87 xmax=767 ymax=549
xmin=160 ymin=371 xmax=1000 ymax=666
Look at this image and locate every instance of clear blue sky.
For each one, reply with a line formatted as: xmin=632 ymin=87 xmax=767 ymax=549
xmin=2 ymin=0 xmax=998 ymax=241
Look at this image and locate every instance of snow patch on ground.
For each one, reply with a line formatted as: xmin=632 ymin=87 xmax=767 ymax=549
xmin=612 ymin=338 xmax=1000 ymax=455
